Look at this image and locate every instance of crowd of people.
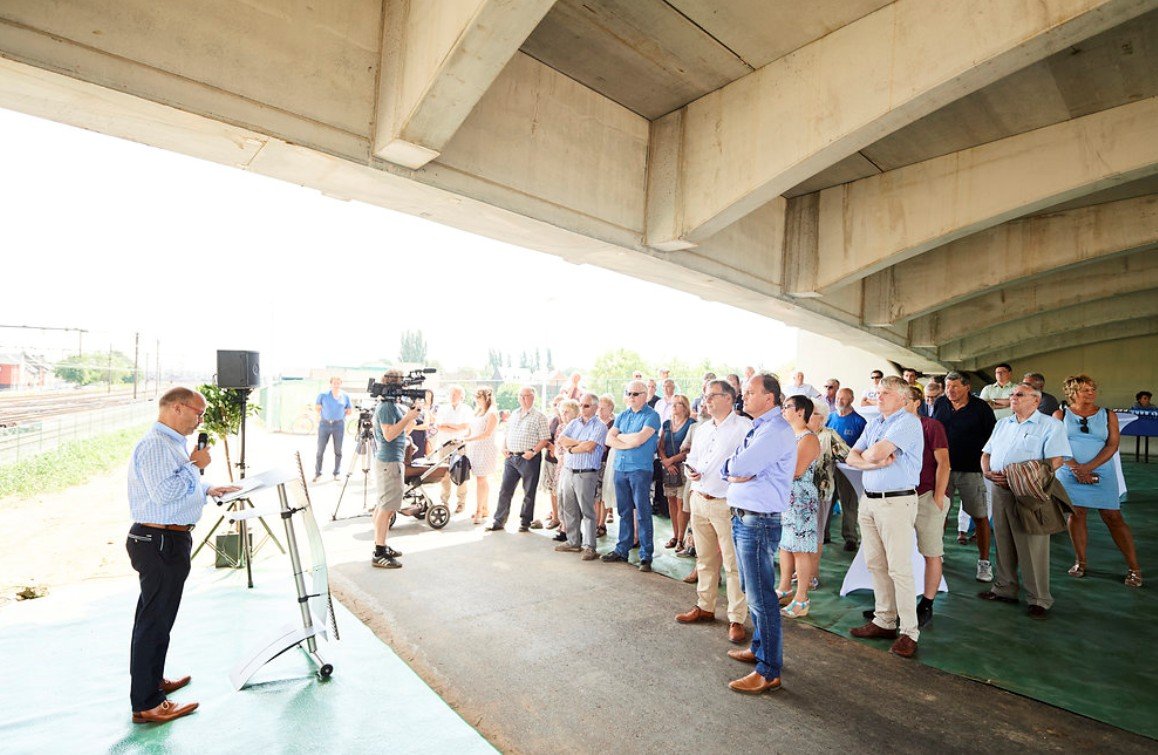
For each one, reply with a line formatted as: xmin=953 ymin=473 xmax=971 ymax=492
xmin=345 ymin=364 xmax=1148 ymax=692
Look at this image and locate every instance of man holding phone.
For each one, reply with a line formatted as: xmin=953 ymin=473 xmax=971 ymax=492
xmin=675 ymin=380 xmax=753 ymax=644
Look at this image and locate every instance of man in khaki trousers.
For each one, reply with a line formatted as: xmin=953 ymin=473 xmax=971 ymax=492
xmin=674 ymin=380 xmax=753 ymax=645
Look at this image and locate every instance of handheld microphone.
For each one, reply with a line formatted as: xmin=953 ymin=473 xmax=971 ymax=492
xmin=196 ymin=432 xmax=209 ymax=476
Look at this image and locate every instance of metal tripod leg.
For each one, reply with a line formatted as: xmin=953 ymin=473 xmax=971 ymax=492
xmin=331 ymin=434 xmax=376 ymax=520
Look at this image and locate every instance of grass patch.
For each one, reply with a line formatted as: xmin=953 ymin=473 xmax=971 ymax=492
xmin=0 ymin=424 xmax=149 ymax=500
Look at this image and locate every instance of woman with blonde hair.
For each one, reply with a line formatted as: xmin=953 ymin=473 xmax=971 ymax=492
xmin=1053 ymin=374 xmax=1142 ymax=587
xmin=658 ymin=394 xmax=694 ymax=552
xmin=462 ymin=387 xmax=499 ymax=525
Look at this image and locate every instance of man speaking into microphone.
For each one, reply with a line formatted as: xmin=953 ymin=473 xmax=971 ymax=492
xmin=125 ymin=387 xmax=239 ymax=724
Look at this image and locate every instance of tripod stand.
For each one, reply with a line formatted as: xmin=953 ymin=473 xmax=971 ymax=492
xmin=192 ymin=386 xmax=284 ymax=588
xmin=331 ymin=418 xmax=378 ymax=521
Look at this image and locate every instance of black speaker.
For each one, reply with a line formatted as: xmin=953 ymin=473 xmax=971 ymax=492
xmin=217 ymin=350 xmax=260 ymax=389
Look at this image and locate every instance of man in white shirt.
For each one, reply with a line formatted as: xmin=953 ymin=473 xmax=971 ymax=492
xmin=435 ymin=385 xmax=473 ymax=512
xmin=980 ymin=363 xmax=1016 ymax=420
xmin=656 ymin=378 xmax=678 ymax=424
xmin=675 ymin=379 xmax=753 ymax=645
xmin=786 ymin=371 xmax=821 ymax=400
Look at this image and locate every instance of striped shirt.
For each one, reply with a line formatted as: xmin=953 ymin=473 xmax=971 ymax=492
xmin=560 ymin=415 xmax=608 ymax=470
xmin=128 ymin=422 xmax=210 ymax=525
xmin=505 ymin=407 xmax=551 ymax=453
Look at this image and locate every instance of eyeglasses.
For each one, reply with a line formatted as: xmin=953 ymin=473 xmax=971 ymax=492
xmin=824 ymin=384 xmax=836 ymax=389
xmin=1010 ymin=392 xmax=1029 ymax=398
xmin=705 ymin=392 xmax=727 ymax=399
xmin=1079 ymin=416 xmax=1090 ymax=434
xmin=624 ymin=391 xmax=643 ymax=397
xmin=182 ymin=403 xmax=206 ymax=420
xmin=580 ymin=403 xmax=594 ymax=408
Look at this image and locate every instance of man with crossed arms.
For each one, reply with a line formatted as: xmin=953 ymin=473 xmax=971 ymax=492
xmin=674 ymin=379 xmax=752 ymax=645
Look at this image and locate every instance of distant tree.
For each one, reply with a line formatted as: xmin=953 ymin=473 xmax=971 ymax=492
xmin=53 ymin=351 xmax=133 ymax=386
xmin=398 ymin=330 xmax=428 ymax=363
xmin=505 ymin=353 xmax=512 ymax=368
xmin=590 ymin=348 xmax=649 ymax=387
xmin=546 ymin=347 xmax=554 ymax=371
xmin=519 ymin=350 xmax=529 ymax=369
xmin=533 ymin=347 xmax=541 ymax=372
xmin=495 ymin=383 xmax=521 ymax=412
xmin=487 ymin=347 xmax=503 ymax=371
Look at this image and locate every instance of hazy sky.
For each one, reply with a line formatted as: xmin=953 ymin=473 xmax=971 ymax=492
xmin=0 ymin=107 xmax=797 ymax=378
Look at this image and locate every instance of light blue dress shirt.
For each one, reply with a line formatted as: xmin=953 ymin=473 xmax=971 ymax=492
xmin=854 ymin=410 xmax=924 ymax=492
xmin=720 ymin=410 xmax=795 ymax=513
xmin=982 ymin=411 xmax=1072 ymax=471
xmin=561 ymin=415 xmax=608 ymax=470
xmin=128 ymin=422 xmax=210 ymax=525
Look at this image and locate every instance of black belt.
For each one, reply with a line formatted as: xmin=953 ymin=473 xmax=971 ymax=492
xmin=865 ymin=489 xmax=917 ymax=499
xmin=137 ymin=522 xmax=195 ymax=532
xmin=570 ymin=468 xmax=598 ymax=474
xmin=730 ymin=507 xmax=780 ymax=519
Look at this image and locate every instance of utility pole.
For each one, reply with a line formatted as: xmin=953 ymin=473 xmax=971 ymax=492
xmin=133 ymin=332 xmax=140 ymax=399
xmin=107 ymin=346 xmax=113 ymax=394
xmin=155 ymin=339 xmax=160 ymax=398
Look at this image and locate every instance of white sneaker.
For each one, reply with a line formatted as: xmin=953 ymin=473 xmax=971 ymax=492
xmin=976 ymin=559 xmax=993 ymax=582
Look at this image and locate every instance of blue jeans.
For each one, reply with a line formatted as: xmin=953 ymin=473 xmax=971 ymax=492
xmin=732 ymin=511 xmax=783 ymax=680
xmin=614 ymin=469 xmax=654 ymax=562
xmin=316 ymin=419 xmax=345 ymax=476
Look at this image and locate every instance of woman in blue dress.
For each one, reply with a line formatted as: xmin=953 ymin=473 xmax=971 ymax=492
xmin=1053 ymin=374 xmax=1142 ymax=587
xmin=776 ymin=396 xmax=821 ymax=618
xmin=657 ymin=395 xmax=694 ymax=551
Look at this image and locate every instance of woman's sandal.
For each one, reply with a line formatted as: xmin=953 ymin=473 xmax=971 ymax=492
xmin=1068 ymin=562 xmax=1087 ymax=578
xmin=775 ymin=589 xmax=793 ymax=606
xmin=781 ymin=599 xmax=810 ymax=618
xmin=1125 ymin=569 xmax=1143 ymax=588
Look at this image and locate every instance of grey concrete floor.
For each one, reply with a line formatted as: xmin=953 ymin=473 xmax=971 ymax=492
xmin=326 ymin=515 xmax=1153 ymax=755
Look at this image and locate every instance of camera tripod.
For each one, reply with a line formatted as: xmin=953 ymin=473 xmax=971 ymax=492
xmin=331 ymin=421 xmax=378 ymax=521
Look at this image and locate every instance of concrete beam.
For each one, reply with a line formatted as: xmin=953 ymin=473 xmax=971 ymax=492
xmin=864 ymin=194 xmax=1158 ymax=327
xmin=910 ymin=249 xmax=1158 ymax=346
xmin=958 ymin=316 xmax=1158 ymax=371
xmin=786 ymin=96 xmax=1158 ymax=297
xmin=645 ymin=0 xmax=1150 ymax=250
xmin=940 ymin=290 xmax=1158 ymax=362
xmin=374 ymin=0 xmax=556 ymax=169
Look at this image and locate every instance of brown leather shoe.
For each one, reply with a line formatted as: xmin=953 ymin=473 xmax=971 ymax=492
xmin=159 ymin=676 xmax=191 ymax=694
xmin=675 ymin=606 xmax=716 ymax=623
xmin=728 ymin=622 xmax=747 ymax=644
xmin=132 ymin=700 xmax=199 ymax=724
xmin=890 ymin=635 xmax=918 ymax=658
xmin=682 ymin=570 xmax=698 ymax=584
xmin=850 ymin=621 xmax=898 ymax=640
xmin=728 ymin=671 xmax=781 ymax=695
xmin=727 ymin=648 xmax=757 ymax=664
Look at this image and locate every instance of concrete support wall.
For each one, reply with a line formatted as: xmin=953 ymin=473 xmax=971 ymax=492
xmin=1010 ymin=335 xmax=1158 ymax=410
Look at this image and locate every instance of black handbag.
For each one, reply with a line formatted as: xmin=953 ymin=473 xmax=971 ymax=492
xmin=449 ymin=453 xmax=471 ymax=485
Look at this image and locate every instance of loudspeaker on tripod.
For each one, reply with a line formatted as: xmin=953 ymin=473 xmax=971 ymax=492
xmin=217 ymin=350 xmax=260 ymax=389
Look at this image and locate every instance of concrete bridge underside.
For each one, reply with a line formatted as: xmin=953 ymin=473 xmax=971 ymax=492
xmin=2 ymin=1 xmax=1156 ymax=395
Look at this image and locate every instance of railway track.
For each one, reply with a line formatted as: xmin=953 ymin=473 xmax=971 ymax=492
xmin=0 ymin=389 xmax=148 ymax=427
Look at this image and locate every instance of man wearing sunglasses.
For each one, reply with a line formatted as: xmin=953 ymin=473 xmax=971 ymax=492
xmin=126 ymin=387 xmax=240 ymax=724
xmin=979 ymin=383 xmax=1071 ymax=618
xmin=555 ymin=393 xmax=609 ymax=560
xmin=602 ymin=380 xmax=662 ymax=571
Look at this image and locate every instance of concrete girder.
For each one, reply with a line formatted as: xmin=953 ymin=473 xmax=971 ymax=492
xmin=790 ymin=96 xmax=1158 ymax=300
xmin=863 ymin=194 xmax=1158 ymax=327
xmin=374 ymin=0 xmax=557 ymax=169
xmin=910 ymin=249 xmax=1158 ymax=347
xmin=957 ymin=316 xmax=1158 ymax=371
xmin=644 ymin=0 xmax=1152 ymax=251
xmin=938 ymin=290 xmax=1158 ymax=362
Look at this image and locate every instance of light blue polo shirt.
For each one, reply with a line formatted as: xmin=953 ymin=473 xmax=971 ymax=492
xmin=982 ymin=411 xmax=1071 ymax=472
xmin=613 ymin=405 xmax=662 ymax=473
xmin=854 ymin=409 xmax=924 ymax=492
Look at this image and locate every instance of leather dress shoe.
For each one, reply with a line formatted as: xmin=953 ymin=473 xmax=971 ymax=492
xmin=159 ymin=676 xmax=191 ymax=694
xmin=727 ymin=648 xmax=757 ymax=664
xmin=728 ymin=671 xmax=781 ymax=695
xmin=485 ymin=524 xmax=504 ymax=531
xmin=1027 ymin=604 xmax=1050 ymax=619
xmin=682 ymin=571 xmax=698 ymax=584
xmin=977 ymin=590 xmax=1019 ymax=604
xmin=728 ymin=622 xmax=747 ymax=644
xmin=132 ymin=700 xmax=199 ymax=724
xmin=890 ymin=635 xmax=918 ymax=658
xmin=675 ymin=606 xmax=716 ymax=623
xmin=850 ymin=621 xmax=898 ymax=640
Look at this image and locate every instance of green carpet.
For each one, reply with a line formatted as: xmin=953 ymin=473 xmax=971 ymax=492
xmin=0 ymin=565 xmax=496 ymax=754
xmin=553 ymin=461 xmax=1158 ymax=741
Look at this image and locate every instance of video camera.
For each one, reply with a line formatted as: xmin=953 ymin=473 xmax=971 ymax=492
xmin=367 ymin=368 xmax=436 ymax=406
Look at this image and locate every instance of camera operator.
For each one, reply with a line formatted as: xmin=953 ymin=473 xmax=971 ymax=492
xmin=371 ymin=369 xmax=424 ymax=569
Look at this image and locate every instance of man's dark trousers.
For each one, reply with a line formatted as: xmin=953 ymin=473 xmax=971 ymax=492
xmin=833 ymin=467 xmax=859 ymax=545
xmin=316 ymin=419 xmax=345 ymax=476
xmin=127 ymin=524 xmax=192 ymax=712
xmin=492 ymin=453 xmax=542 ymax=527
